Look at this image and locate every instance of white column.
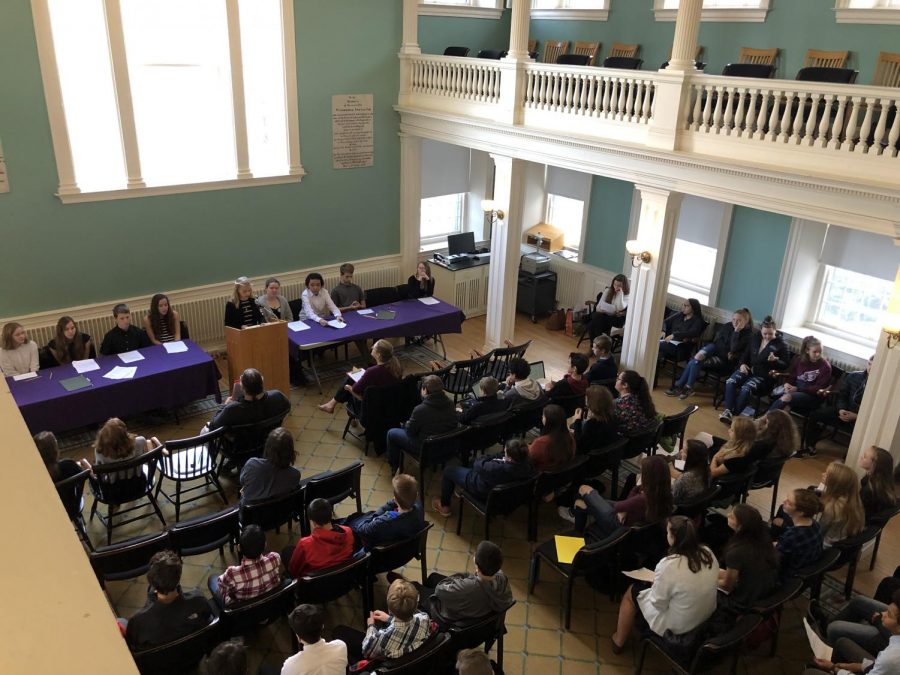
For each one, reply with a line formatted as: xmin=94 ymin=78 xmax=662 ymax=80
xmin=620 ymin=187 xmax=682 ymax=379
xmin=401 ymin=0 xmax=421 ymax=55
xmin=399 ymin=133 xmax=423 ymax=277
xmin=484 ymin=154 xmax=527 ymax=350
xmin=845 ymin=337 xmax=900 ymax=469
xmin=667 ymin=0 xmax=702 ymax=72
xmin=281 ymin=0 xmax=304 ymax=176
xmin=506 ymin=0 xmax=532 ymax=61
xmin=225 ymin=0 xmax=252 ymax=179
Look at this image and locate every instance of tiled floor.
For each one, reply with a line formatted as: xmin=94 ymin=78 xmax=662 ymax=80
xmin=66 ymin=316 xmax=896 ymax=674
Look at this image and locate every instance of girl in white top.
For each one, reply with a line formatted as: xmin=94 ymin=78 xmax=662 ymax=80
xmin=588 ymin=273 xmax=630 ymax=341
xmin=300 ymin=272 xmax=343 ymax=326
xmin=0 ymin=322 xmax=40 ymax=376
xmin=611 ymin=516 xmax=719 ymax=653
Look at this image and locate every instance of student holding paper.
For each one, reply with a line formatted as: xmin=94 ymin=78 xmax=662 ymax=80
xmin=318 ymin=340 xmax=402 ymax=415
xmin=300 ymin=273 xmax=342 ymax=326
xmin=658 ymin=298 xmax=704 ymax=362
xmin=45 ymin=316 xmax=95 ymax=366
xmin=143 ymin=293 xmax=181 ymax=345
xmin=0 ymin=322 xmax=39 ymax=376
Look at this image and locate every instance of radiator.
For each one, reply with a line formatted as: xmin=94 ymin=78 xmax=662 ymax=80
xmin=548 ymin=259 xmax=586 ymax=309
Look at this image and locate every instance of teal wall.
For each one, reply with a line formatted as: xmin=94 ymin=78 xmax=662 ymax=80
xmin=718 ymin=206 xmax=791 ymax=319
xmin=419 ymin=14 xmax=511 ymax=56
xmin=0 ymin=1 xmax=401 ymax=317
xmin=582 ymin=175 xmax=631 ymax=274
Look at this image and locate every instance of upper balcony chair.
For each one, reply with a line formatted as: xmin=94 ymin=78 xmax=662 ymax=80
xmin=476 ymin=49 xmax=506 ymax=60
xmin=603 ymin=56 xmax=643 ymax=70
xmin=805 ymin=49 xmax=850 ymax=69
xmin=609 ymin=42 xmax=640 ymax=58
xmin=131 ymin=616 xmax=222 ymax=675
xmin=157 ymin=428 xmax=228 ymax=521
xmin=573 ymin=40 xmax=600 ymax=65
xmin=873 ymin=51 xmax=900 ymax=87
xmin=556 ymin=53 xmax=591 ymax=67
xmin=542 ymin=40 xmax=569 ymax=64
xmin=54 ymin=467 xmax=93 ymax=550
xmin=722 ymin=62 xmax=776 ymax=79
xmin=795 ymin=66 xmax=858 ymax=84
xmin=738 ymin=47 xmax=778 ymax=66
xmin=443 ymin=46 xmax=469 ymax=57
xmin=88 ymin=445 xmax=167 ymax=545
xmin=660 ymin=60 xmax=705 ymax=71
xmin=661 ymin=45 xmax=704 ymax=70
xmin=528 ymin=39 xmax=538 ymax=55
xmin=298 ymin=460 xmax=364 ymax=536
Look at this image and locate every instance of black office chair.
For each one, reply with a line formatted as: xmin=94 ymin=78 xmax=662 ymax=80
xmin=443 ymin=46 xmax=470 ymax=57
xmin=167 ymin=506 xmax=240 ymax=559
xmin=89 ymin=531 xmax=172 ymax=589
xmin=795 ymin=66 xmax=858 ymax=83
xmin=477 ymin=49 xmax=506 ymax=60
xmin=157 ymin=428 xmax=228 ymax=520
xmin=722 ymin=62 xmax=776 ymax=78
xmin=299 ymin=461 xmax=364 ymax=536
xmin=456 ymin=474 xmax=537 ymax=542
xmin=131 ymin=616 xmax=222 ymax=675
xmin=603 ymin=56 xmax=643 ymax=70
xmin=557 ymin=53 xmax=590 ymax=66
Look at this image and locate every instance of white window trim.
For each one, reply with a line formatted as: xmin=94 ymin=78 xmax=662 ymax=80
xmin=31 ymin=0 xmax=304 ymax=203
xmin=420 ymin=192 xmax=467 ymax=247
xmin=526 ymin=1 xmax=610 ymax=21
xmin=419 ymin=1 xmax=504 ymax=19
xmin=835 ymin=0 xmax=900 ymax=24
xmin=544 ymin=191 xmax=590 ymax=263
xmin=653 ymin=0 xmax=770 ymax=23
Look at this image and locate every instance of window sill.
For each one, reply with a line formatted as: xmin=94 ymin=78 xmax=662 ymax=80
xmin=418 ymin=6 xmax=504 ymax=19
xmin=531 ymin=9 xmax=609 ymax=21
xmin=653 ymin=8 xmax=769 ymax=22
xmin=835 ymin=8 xmax=900 ymax=24
xmin=56 ymin=173 xmax=305 ymax=204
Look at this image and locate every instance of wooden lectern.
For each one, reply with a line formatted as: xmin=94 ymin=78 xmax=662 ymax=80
xmin=225 ymin=322 xmax=290 ymax=396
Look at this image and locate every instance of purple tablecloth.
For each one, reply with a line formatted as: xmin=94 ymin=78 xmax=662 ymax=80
xmin=288 ymin=298 xmax=465 ymax=354
xmin=7 ymin=340 xmax=222 ymax=434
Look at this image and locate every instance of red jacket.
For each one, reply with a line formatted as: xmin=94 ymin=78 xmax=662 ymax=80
xmin=288 ymin=525 xmax=355 ymax=578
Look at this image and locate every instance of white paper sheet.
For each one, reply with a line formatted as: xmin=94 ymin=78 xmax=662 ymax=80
xmin=104 ymin=366 xmax=137 ymax=380
xmin=288 ymin=320 xmax=310 ymax=332
xmin=418 ymin=297 xmax=440 ymax=305
xmin=118 ymin=350 xmax=145 ymax=363
xmin=674 ymin=459 xmax=686 ymax=471
xmin=357 ymin=309 xmax=374 ymax=315
xmin=348 ymin=369 xmax=365 ymax=383
xmin=12 ymin=372 xmax=38 ymax=381
xmin=803 ymin=618 xmax=833 ymax=661
xmin=327 ymin=319 xmax=346 ymax=329
xmin=623 ymin=568 xmax=655 ymax=583
xmin=163 ymin=340 xmax=188 ymax=354
xmin=72 ymin=359 xmax=100 ymax=374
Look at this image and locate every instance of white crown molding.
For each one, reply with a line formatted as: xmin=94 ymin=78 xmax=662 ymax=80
xmin=531 ymin=9 xmax=609 ymax=20
xmin=835 ymin=8 xmax=900 ymax=24
xmin=418 ymin=5 xmax=504 ymax=19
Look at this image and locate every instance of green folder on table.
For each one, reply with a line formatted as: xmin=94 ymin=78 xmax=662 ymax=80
xmin=60 ymin=375 xmax=93 ymax=392
xmin=375 ymin=310 xmax=396 ymax=320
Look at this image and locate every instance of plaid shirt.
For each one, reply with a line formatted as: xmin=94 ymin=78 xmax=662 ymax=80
xmin=362 ymin=611 xmax=432 ymax=659
xmin=217 ymin=552 xmax=282 ymax=606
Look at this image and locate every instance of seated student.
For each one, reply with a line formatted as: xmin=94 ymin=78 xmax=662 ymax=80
xmin=203 ymin=640 xmax=248 ymax=675
xmin=93 ymin=418 xmax=158 ymax=481
xmin=801 ymin=354 xmax=872 ymax=457
xmin=407 ymin=261 xmax=435 ymax=299
xmin=225 ymin=277 xmax=266 ymax=330
xmin=35 ymin=431 xmax=91 ymax=517
xmin=562 ymin=455 xmax=673 ymax=537
xmin=458 ymin=376 xmax=507 ymax=425
xmin=571 ymin=385 xmax=618 ymax=455
xmin=586 ymin=274 xmax=629 ymax=342
xmin=497 ymin=357 xmax=547 ymax=410
xmin=667 ymin=308 xmax=752 ymax=400
xmin=613 ymin=370 xmax=656 ymax=435
xmin=546 ymin=353 xmax=589 ymax=400
xmin=658 ymin=298 xmax=704 ymax=362
xmin=300 ymin=272 xmax=342 ymax=326
xmin=586 ymin=334 xmax=617 ymax=385
xmin=143 ymin=293 xmax=181 ymax=345
xmin=817 ymin=461 xmax=864 ymax=546
xmin=333 ymin=579 xmax=432 ymax=663
xmin=611 ymin=516 xmax=718 ymax=654
xmin=416 ymin=540 xmax=513 ymax=627
xmin=0 ymin=322 xmax=39 ymax=376
xmin=239 ymin=427 xmax=300 ymax=504
xmin=718 ymin=504 xmax=778 ymax=610
xmin=318 ymin=339 xmax=402 ymax=415
xmin=209 ymin=525 xmax=282 ymax=608
xmin=344 ymin=473 xmax=424 ymax=549
xmin=819 ymin=587 xmax=900 ymax=657
xmin=749 ymin=409 xmax=798 ymax=461
xmin=100 ymin=304 xmax=149 ymax=355
xmin=528 ymin=404 xmax=575 ymax=473
xmin=282 ymin=604 xmax=348 ymax=675
xmin=431 ymin=438 xmax=536 ymax=517
xmin=858 ymin=446 xmax=897 ymax=519
xmin=774 ymin=488 xmax=824 ymax=581
xmin=720 ymin=315 xmax=788 ymax=424
xmin=207 ymin=368 xmax=291 ymax=432
xmin=256 ymin=277 xmax=294 ymax=323
xmin=704 ymin=415 xmax=757 ymax=480
xmin=45 ymin=316 xmax=95 ymax=367
xmin=125 ymin=550 xmax=213 ymax=650
xmin=283 ymin=498 xmax=355 ymax=578
xmin=386 ymin=375 xmax=458 ymax=473
xmin=805 ymin=591 xmax=900 ymax=675
xmin=671 ymin=439 xmax=711 ymax=505
xmin=768 ymin=335 xmax=831 ymax=416
xmin=455 ymin=649 xmax=494 ymax=675
xmin=330 ymin=263 xmax=366 ymax=312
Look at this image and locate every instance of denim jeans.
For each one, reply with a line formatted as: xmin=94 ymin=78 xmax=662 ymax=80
xmin=440 ymin=465 xmax=471 ymax=507
xmin=768 ymin=391 xmax=821 ymax=415
xmin=675 ymin=344 xmax=717 ymax=388
xmin=826 ymin=596 xmax=891 ymax=655
xmin=386 ymin=428 xmax=418 ymax=471
xmin=723 ymin=370 xmax=767 ymax=413
xmin=573 ymin=488 xmax=621 ymax=535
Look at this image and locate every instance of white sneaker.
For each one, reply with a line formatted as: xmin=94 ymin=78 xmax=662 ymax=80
xmin=557 ymin=506 xmax=576 ymax=524
xmin=719 ymin=409 xmax=733 ymax=423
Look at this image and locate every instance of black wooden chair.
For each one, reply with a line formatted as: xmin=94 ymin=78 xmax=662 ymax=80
xmin=131 ymin=616 xmax=222 ymax=675
xmin=157 ymin=428 xmax=228 ymax=520
xmin=443 ymin=354 xmax=491 ymax=402
xmin=464 ymin=410 xmax=513 ymax=462
xmin=299 ymin=461 xmax=364 ymax=536
xmin=659 ymin=404 xmax=699 ymax=453
xmin=552 ymin=392 xmax=585 ymax=418
xmin=722 ymin=62 xmax=776 ymax=78
xmin=294 ymin=552 xmax=372 ymax=623
xmin=241 ymin=485 xmax=304 ymax=534
xmin=367 ymin=522 xmax=434 ymax=608
xmin=456 ymin=474 xmax=537 ymax=542
xmin=477 ymin=49 xmax=506 ymax=60
xmin=530 ymin=455 xmax=590 ymax=541
xmin=583 ymin=436 xmax=628 ymax=487
xmin=54 ymin=467 xmax=93 ymax=550
xmin=373 ymin=631 xmax=454 ymax=674
xmin=446 ymin=602 xmax=514 ymax=672
xmin=603 ymin=56 xmax=643 ymax=69
xmin=867 ymin=504 xmax=900 ymax=570
xmin=482 ymin=340 xmax=531 ymax=381
xmin=89 ymin=530 xmax=172 ymax=589
xmin=167 ymin=505 xmax=240 ymax=559
xmin=220 ymin=578 xmax=298 ymax=637
xmin=529 ymin=527 xmax=631 ymax=628
xmin=557 ymin=53 xmax=590 ymax=66
xmin=794 ymin=547 xmax=841 ymax=602
xmin=88 ymin=446 xmax=167 ymax=545
xmin=748 ymin=453 xmax=792 ymax=519
xmin=343 ymin=378 xmax=418 ymax=456
xmin=748 ymin=577 xmax=804 ymax=657
xmin=443 ymin=46 xmax=470 ymax=57
xmin=829 ymin=526 xmax=880 ymax=599
xmin=674 ymin=484 xmax=721 ymax=521
xmin=715 ymin=461 xmax=759 ymax=506
xmin=219 ymin=412 xmax=288 ymax=474
xmin=366 ymin=286 xmax=401 ymax=308
xmin=503 ymin=397 xmax=545 ymax=439
xmin=399 ymin=426 xmax=470 ymax=505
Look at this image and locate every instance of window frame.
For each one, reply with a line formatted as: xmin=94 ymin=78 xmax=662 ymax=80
xmin=418 ymin=0 xmax=505 ymax=19
xmin=807 ymin=264 xmax=893 ymax=348
xmin=419 ymin=192 xmax=467 ymax=247
xmin=835 ymin=0 xmax=900 ymax=24
xmin=529 ymin=0 xmax=611 ymax=21
xmin=652 ymin=0 xmax=770 ymax=23
xmin=31 ymin=0 xmax=304 ymax=204
xmin=544 ymin=192 xmax=588 ymax=259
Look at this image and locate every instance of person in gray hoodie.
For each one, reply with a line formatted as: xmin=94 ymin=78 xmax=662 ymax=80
xmin=387 ymin=375 xmax=458 ymax=472
xmin=498 ymin=357 xmax=547 ymax=410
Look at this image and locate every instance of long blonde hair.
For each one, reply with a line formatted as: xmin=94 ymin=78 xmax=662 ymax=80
xmin=718 ymin=416 xmax=756 ymax=461
xmin=231 ymin=277 xmax=252 ymax=308
xmin=757 ymin=409 xmax=798 ymax=457
xmin=372 ymin=339 xmax=402 ymax=379
xmin=822 ymin=462 xmax=865 ymax=538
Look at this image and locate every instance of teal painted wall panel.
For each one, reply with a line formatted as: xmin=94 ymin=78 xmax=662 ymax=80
xmin=418 ymin=14 xmax=511 ymax=56
xmin=0 ymin=0 xmax=401 ymax=316
xmin=582 ymin=175 xmax=632 ymax=274
xmin=718 ymin=206 xmax=791 ymax=319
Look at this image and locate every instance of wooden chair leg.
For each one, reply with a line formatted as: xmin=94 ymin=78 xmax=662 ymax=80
xmin=456 ymin=497 xmax=465 ymax=536
xmin=564 ymin=576 xmax=574 ymax=629
xmin=635 ymin=640 xmax=649 ymax=675
xmin=528 ymin=555 xmax=540 ymax=594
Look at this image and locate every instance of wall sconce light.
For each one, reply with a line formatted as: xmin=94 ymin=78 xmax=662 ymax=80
xmin=481 ymin=199 xmax=505 ymax=223
xmin=884 ymin=267 xmax=900 ymax=349
xmin=625 ymin=239 xmax=652 ymax=268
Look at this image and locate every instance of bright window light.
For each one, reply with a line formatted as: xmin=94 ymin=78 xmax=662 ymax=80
xmin=668 ymin=238 xmax=716 ymax=305
xmin=421 ymin=193 xmax=465 ymax=240
xmin=545 ymin=193 xmax=585 ymax=251
xmin=814 ymin=266 xmax=893 ymax=342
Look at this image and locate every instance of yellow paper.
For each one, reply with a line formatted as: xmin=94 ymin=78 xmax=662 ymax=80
xmin=554 ymin=535 xmax=585 ymax=564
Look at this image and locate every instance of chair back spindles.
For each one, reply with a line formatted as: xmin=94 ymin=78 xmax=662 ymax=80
xmin=874 ymin=51 xmax=900 ymax=87
xmin=805 ymin=48 xmax=850 ymax=69
xmin=542 ymin=40 xmax=569 ymax=64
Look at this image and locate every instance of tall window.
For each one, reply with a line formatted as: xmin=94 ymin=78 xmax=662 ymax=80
xmin=545 ymin=194 xmax=585 ymax=251
xmin=530 ymin=0 xmax=610 ymax=19
xmin=419 ymin=0 xmax=504 ymax=18
xmin=836 ymin=0 xmax=900 ymax=23
xmin=421 ymin=194 xmax=465 ymax=241
xmin=544 ymin=166 xmax=591 ymax=258
xmin=653 ymin=0 xmax=770 ymax=21
xmin=666 ymin=196 xmax=731 ymax=305
xmin=33 ymin=0 xmax=301 ymax=200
